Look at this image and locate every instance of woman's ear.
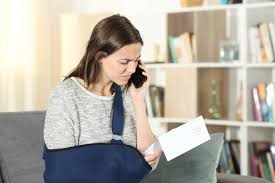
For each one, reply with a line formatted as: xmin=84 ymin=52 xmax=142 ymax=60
xmin=95 ymin=51 xmax=107 ymax=64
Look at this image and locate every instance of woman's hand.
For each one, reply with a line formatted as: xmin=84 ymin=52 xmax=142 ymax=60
xmin=143 ymin=150 xmax=162 ymax=168
xmin=129 ymin=61 xmax=150 ymax=103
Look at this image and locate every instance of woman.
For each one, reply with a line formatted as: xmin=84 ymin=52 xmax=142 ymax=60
xmin=43 ymin=14 xmax=161 ymax=181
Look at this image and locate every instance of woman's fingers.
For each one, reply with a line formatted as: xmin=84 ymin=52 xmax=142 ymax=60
xmin=138 ymin=62 xmax=149 ymax=73
xmin=144 ymin=150 xmax=162 ymax=166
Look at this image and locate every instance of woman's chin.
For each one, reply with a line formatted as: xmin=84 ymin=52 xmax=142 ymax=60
xmin=114 ymin=79 xmax=129 ymax=86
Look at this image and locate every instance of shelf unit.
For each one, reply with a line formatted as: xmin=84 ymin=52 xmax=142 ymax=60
xmin=145 ymin=0 xmax=275 ymax=177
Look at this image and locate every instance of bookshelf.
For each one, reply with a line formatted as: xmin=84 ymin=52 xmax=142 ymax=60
xmin=145 ymin=0 xmax=275 ymax=178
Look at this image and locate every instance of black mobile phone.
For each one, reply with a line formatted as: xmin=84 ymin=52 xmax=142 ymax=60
xmin=128 ymin=61 xmax=147 ymax=88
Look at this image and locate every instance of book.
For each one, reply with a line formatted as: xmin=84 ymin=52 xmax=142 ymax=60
xmin=174 ymin=34 xmax=188 ymax=63
xmin=145 ymin=92 xmax=153 ymax=117
xmin=259 ymin=23 xmax=274 ymax=63
xmin=249 ymin=27 xmax=262 ymax=63
xmin=266 ymin=152 xmax=275 ymax=182
xmin=257 ymin=83 xmax=273 ymax=122
xmin=249 ymin=142 xmax=260 ymax=177
xmin=252 ymin=87 xmax=263 ymax=121
xmin=168 ymin=36 xmax=177 ymax=63
xmin=149 ymin=85 xmax=165 ymax=117
xmin=228 ymin=140 xmax=240 ymax=174
xmin=260 ymin=152 xmax=272 ymax=181
xmin=266 ymin=83 xmax=275 ymax=120
xmin=220 ymin=143 xmax=231 ymax=174
xmin=268 ymin=22 xmax=275 ymax=61
xmin=257 ymin=24 xmax=268 ymax=63
xmin=269 ymin=144 xmax=275 ymax=168
xmin=168 ymin=33 xmax=195 ymax=63
xmin=183 ymin=32 xmax=193 ymax=63
xmin=225 ymin=142 xmax=235 ymax=173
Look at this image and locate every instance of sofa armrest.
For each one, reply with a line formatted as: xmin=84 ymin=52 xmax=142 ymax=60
xmin=217 ymin=173 xmax=271 ymax=183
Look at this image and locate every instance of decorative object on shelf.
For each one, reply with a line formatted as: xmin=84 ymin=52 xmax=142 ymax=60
xmin=180 ymin=0 xmax=203 ymax=7
xmin=235 ymin=82 xmax=243 ymax=121
xmin=219 ymin=38 xmax=239 ymax=62
xmin=208 ymin=79 xmax=221 ymax=119
xmin=147 ymin=43 xmax=160 ymax=62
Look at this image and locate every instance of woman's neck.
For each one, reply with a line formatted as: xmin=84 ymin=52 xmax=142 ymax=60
xmin=76 ymin=77 xmax=113 ymax=96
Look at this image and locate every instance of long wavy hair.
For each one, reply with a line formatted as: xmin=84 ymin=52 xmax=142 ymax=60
xmin=64 ymin=14 xmax=143 ymax=90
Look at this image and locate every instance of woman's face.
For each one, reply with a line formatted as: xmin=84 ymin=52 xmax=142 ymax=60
xmin=100 ymin=43 xmax=142 ymax=85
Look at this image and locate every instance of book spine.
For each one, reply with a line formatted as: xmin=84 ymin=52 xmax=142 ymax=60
xmin=225 ymin=142 xmax=235 ymax=173
xmin=266 ymin=152 xmax=275 ymax=182
xmin=257 ymin=24 xmax=268 ymax=63
xmin=268 ymin=23 xmax=275 ymax=62
xmin=229 ymin=140 xmax=240 ymax=174
xmin=249 ymin=27 xmax=258 ymax=63
xmin=259 ymin=23 xmax=274 ymax=62
xmin=252 ymin=88 xmax=263 ymax=121
xmin=260 ymin=152 xmax=272 ymax=181
xmin=168 ymin=36 xmax=177 ymax=63
xmin=258 ymin=83 xmax=273 ymax=122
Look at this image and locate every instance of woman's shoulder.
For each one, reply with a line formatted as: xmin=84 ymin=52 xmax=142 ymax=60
xmin=48 ymin=77 xmax=76 ymax=99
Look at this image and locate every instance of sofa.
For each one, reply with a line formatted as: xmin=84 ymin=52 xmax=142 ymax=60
xmin=0 ymin=111 xmax=271 ymax=183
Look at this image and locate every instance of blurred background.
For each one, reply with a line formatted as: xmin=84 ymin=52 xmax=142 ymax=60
xmin=3 ymin=0 xmax=275 ymax=180
xmin=0 ymin=0 xmax=171 ymax=112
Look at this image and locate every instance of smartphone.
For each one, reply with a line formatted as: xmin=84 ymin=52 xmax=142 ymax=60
xmin=128 ymin=61 xmax=147 ymax=88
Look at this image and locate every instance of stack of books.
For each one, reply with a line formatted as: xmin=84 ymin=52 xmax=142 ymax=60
xmin=168 ymin=32 xmax=196 ymax=63
xmin=146 ymin=85 xmax=165 ymax=117
xmin=249 ymin=141 xmax=275 ymax=182
xmin=249 ymin=22 xmax=275 ymax=63
xmin=218 ymin=140 xmax=240 ymax=174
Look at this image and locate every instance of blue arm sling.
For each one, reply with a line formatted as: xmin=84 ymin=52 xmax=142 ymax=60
xmin=43 ymin=84 xmax=152 ymax=183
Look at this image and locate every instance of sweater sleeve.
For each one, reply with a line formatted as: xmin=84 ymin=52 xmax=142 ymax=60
xmin=44 ymin=87 xmax=76 ymax=149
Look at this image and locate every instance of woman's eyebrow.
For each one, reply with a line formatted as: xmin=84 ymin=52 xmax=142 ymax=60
xmin=119 ymin=55 xmax=141 ymax=61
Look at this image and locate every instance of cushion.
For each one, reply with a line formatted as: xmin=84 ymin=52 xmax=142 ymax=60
xmin=0 ymin=111 xmax=46 ymax=183
xmin=141 ymin=133 xmax=224 ymax=183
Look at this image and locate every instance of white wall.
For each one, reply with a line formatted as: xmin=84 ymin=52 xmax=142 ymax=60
xmin=68 ymin=0 xmax=180 ymax=61
xmin=1 ymin=0 xmax=177 ymax=111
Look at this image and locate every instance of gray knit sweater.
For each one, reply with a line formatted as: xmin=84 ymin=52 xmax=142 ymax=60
xmin=44 ymin=77 xmax=137 ymax=150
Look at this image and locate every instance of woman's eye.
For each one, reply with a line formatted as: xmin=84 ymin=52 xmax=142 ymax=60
xmin=120 ymin=60 xmax=129 ymax=65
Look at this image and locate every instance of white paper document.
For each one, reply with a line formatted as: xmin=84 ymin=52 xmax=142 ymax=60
xmin=145 ymin=115 xmax=210 ymax=161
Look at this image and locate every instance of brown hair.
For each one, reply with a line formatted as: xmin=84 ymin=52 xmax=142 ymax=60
xmin=64 ymin=14 xmax=143 ymax=89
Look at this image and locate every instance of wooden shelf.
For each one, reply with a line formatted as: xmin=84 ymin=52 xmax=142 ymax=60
xmin=164 ymin=4 xmax=241 ymax=14
xmin=145 ymin=0 xmax=275 ymax=177
xmin=246 ymin=2 xmax=275 ymax=9
xmin=163 ymin=2 xmax=275 ymax=14
xmin=246 ymin=121 xmax=275 ymax=128
xmin=146 ymin=62 xmax=243 ymax=69
xmin=246 ymin=63 xmax=275 ymax=68
xmin=149 ymin=117 xmax=242 ymax=127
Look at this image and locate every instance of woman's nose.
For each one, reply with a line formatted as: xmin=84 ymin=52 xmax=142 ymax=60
xmin=127 ymin=62 xmax=137 ymax=74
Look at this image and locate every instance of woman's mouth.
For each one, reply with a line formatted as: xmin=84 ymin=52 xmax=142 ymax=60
xmin=121 ymin=75 xmax=131 ymax=81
